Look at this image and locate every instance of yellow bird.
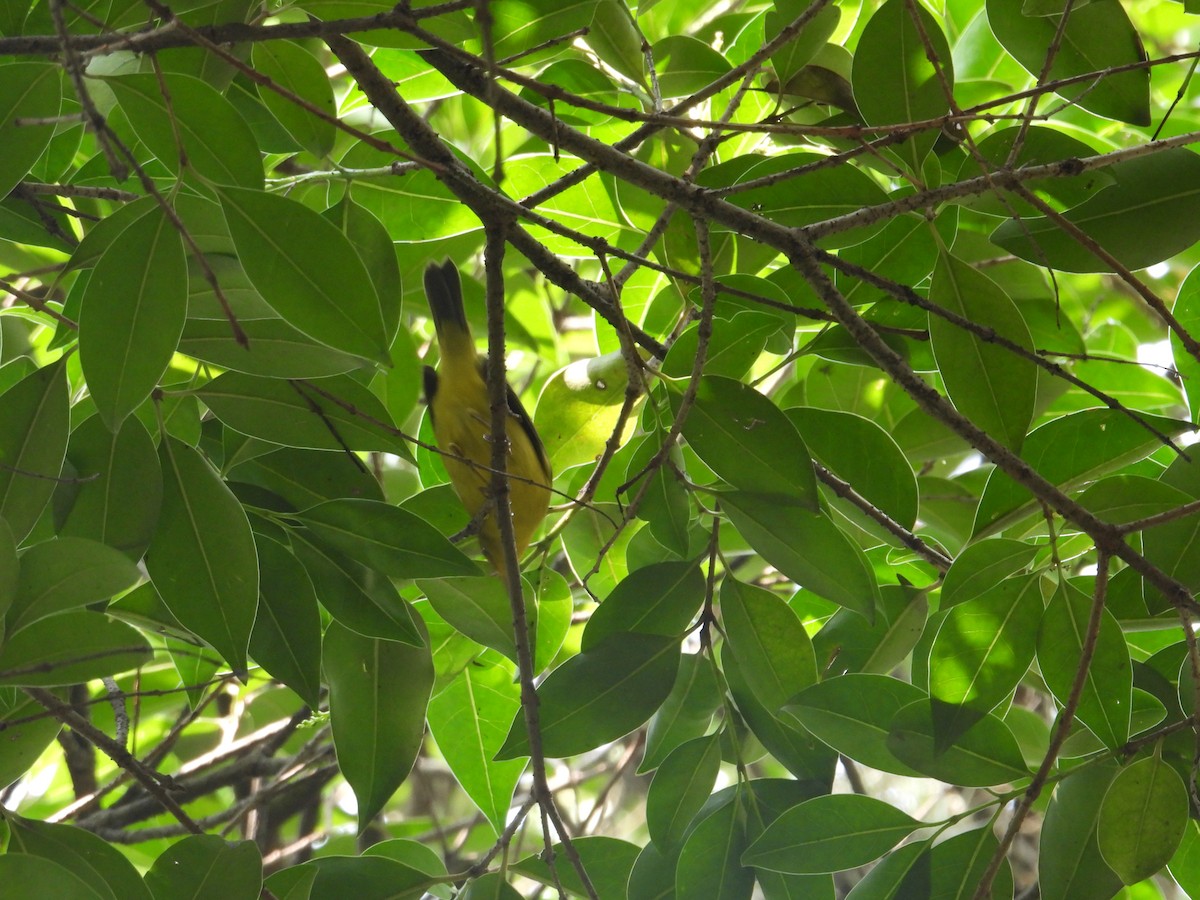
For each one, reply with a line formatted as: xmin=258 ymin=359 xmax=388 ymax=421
xmin=422 ymin=260 xmax=552 ymax=579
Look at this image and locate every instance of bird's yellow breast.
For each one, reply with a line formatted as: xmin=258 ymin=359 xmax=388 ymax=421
xmin=431 ymin=362 xmax=551 ymax=574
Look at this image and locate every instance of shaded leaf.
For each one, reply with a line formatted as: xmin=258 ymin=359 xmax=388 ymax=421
xmin=720 ymin=577 xmax=817 ymax=710
xmin=427 ymin=659 xmax=526 ymax=833
xmin=198 ymin=372 xmax=411 ymax=458
xmin=986 ymin=0 xmax=1149 ymax=124
xmin=0 ymin=361 xmax=69 ymax=543
xmin=1097 ymin=754 xmax=1187 ymax=884
xmin=786 ymin=675 xmax=925 ymax=777
xmin=583 ymin=560 xmax=705 ymax=650
xmin=6 ymin=816 xmax=152 ymax=900
xmin=325 ymin=620 xmax=434 ymax=830
xmin=145 ymin=835 xmax=261 ymax=900
xmin=218 ymin=186 xmax=389 ymax=362
xmin=1038 ymin=581 xmax=1132 ymax=749
xmin=0 ymin=611 xmax=151 ymax=686
xmin=250 ymin=534 xmax=322 ymax=707
xmin=144 ymin=437 xmax=259 ymax=674
xmin=59 ymin=415 xmax=162 ymax=558
xmin=744 ymin=794 xmax=921 ymax=874
xmin=298 ymin=498 xmax=478 ymax=579
xmin=929 ymin=252 xmax=1036 ymax=453
xmin=9 ymin=536 xmax=141 ymax=633
xmin=722 ymin=491 xmax=879 ymax=620
xmin=993 ymin=149 xmax=1200 ymax=272
xmin=497 ymin=632 xmax=681 ymax=759
xmin=79 ymin=206 xmax=187 ymax=430
xmin=108 ymin=73 xmax=262 ymax=188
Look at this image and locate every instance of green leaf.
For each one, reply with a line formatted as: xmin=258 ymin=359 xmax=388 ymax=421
xmin=8 ymin=536 xmax=140 ymax=633
xmin=144 ymin=437 xmax=259 ymax=674
xmin=721 ymin=491 xmax=880 ymax=620
xmin=973 ymin=409 xmax=1190 ymax=537
xmin=641 ymin=651 xmax=722 ymax=772
xmin=1038 ymin=581 xmax=1132 ymax=749
xmin=267 ymin=855 xmax=435 ymax=900
xmin=0 ymin=63 xmax=61 ymax=199
xmin=145 ymin=835 xmax=261 ymax=900
xmin=1078 ymin=474 xmax=1194 ymax=525
xmin=1172 ymin=262 xmax=1200 ymax=422
xmin=534 ymin=350 xmax=630 ymax=472
xmin=676 ymin=794 xmax=755 ymax=900
xmin=198 ymin=372 xmax=411 ymax=457
xmin=289 ymin=529 xmax=422 ymax=645
xmin=228 ymin=445 xmax=384 ymax=510
xmin=720 ymin=577 xmax=817 ymax=710
xmin=107 ymin=73 xmax=262 ymax=188
xmin=1169 ymin=821 xmax=1200 ymax=900
xmin=928 ymin=573 xmax=1043 ymax=716
xmin=628 ymin=841 xmax=676 ymax=900
xmin=639 ymin=450 xmax=693 ymax=557
xmin=1040 ymin=762 xmax=1123 ymax=900
xmin=344 ymin=140 xmax=481 ymax=242
xmin=419 ymin=576 xmax=521 ymax=662
xmin=0 ymin=611 xmax=151 ymax=686
xmin=652 ymin=35 xmax=731 ymax=98
xmin=842 ymin=841 xmax=928 ymax=900
xmin=497 ymin=632 xmax=680 ymax=759
xmin=218 ymin=186 xmax=389 ymax=362
xmin=674 ymin=376 xmax=817 ymax=505
xmin=0 ymin=361 xmax=69 ymax=542
xmin=1144 ymin=493 xmax=1200 ymax=615
xmin=993 ymin=148 xmax=1200 ymax=272
xmin=179 ymin=317 xmax=369 ymax=379
xmin=249 ymin=534 xmax=322 ymax=707
xmin=852 ymin=0 xmax=954 ymax=173
xmin=514 ymin=836 xmax=642 ymax=900
xmin=834 ymin=214 xmax=943 ymax=308
xmin=786 ymin=675 xmax=925 ymax=777
xmin=766 ymin=1 xmax=839 ymax=87
xmin=459 ymin=873 xmax=522 ymax=900
xmin=886 ymin=700 xmax=1030 ymax=787
xmin=0 ymin=519 xmax=15 ymax=618
xmin=59 ymin=415 xmax=162 ymax=558
xmin=724 ymin=642 xmax=838 ymax=784
xmin=583 ymin=560 xmax=705 ymax=650
xmin=744 ymin=794 xmax=921 ymax=874
xmin=79 ymin=205 xmax=187 ymax=430
xmin=324 ymin=620 xmax=434 ymax=830
xmin=322 ymin=196 xmax=402 ymax=345
xmin=786 ymin=407 xmax=918 ymax=528
xmin=701 ymin=153 xmax=889 ymax=247
xmin=939 ymin=539 xmax=1038 ymax=609
xmin=929 ymin=252 xmax=1036 ymax=453
xmin=427 ymin=659 xmax=526 ymax=833
xmin=986 ymin=0 xmax=1149 ymax=124
xmin=646 ymin=733 xmax=723 ymax=849
xmin=663 ymin=311 xmax=778 ymax=381
xmin=813 ymin=583 xmax=930 ymax=677
xmin=957 ymin=126 xmax=1112 ymax=217
xmin=895 ymin=827 xmax=1014 ymax=899
xmin=0 ymin=688 xmax=62 ymax=788
xmin=1097 ymin=754 xmax=1188 ymax=884
xmin=251 ymin=41 xmax=336 ymax=158
xmin=588 ymin=0 xmax=643 ymax=84
xmin=298 ymin=498 xmax=478 ymax=579
xmin=7 ymin=816 xmax=152 ymax=900
xmin=0 ymin=854 xmax=105 ymax=900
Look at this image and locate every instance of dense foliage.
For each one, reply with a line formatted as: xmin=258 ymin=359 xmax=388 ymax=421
xmin=2 ymin=0 xmax=1200 ymax=896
